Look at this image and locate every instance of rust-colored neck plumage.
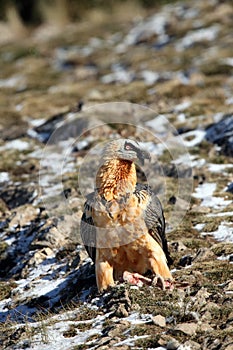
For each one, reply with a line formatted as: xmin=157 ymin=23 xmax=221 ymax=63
xmin=96 ymin=159 xmax=137 ymax=201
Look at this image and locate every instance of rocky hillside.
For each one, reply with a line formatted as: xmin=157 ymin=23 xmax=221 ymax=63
xmin=0 ymin=0 xmax=233 ymax=349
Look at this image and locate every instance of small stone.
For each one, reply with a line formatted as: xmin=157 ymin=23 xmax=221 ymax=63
xmin=225 ymin=281 xmax=233 ymax=291
xmin=29 ymin=247 xmax=55 ymax=265
xmin=9 ymin=205 xmax=39 ymax=227
xmin=227 ymin=311 xmax=233 ymax=322
xmin=151 ymin=314 xmax=166 ymax=327
xmin=201 ymin=311 xmax=212 ymax=323
xmin=167 ymin=338 xmax=181 ymax=350
xmin=174 ymin=322 xmax=198 ymax=336
xmin=225 ymin=344 xmax=233 ymax=350
xmin=115 ymin=304 xmax=129 ymax=318
xmin=182 ymin=340 xmax=201 ymax=350
xmin=179 ymin=255 xmax=193 ymax=267
xmin=193 ymin=248 xmax=215 ymax=262
xmin=199 ymin=323 xmax=214 ymax=332
xmin=194 ymin=287 xmax=210 ymax=307
xmin=202 ymin=301 xmax=220 ymax=314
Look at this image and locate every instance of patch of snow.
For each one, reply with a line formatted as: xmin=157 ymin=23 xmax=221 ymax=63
xmin=174 ymin=100 xmax=192 ymax=112
xmin=75 ymin=139 xmax=90 ymax=151
xmin=29 ymin=320 xmax=102 ymax=350
xmin=179 ymin=130 xmax=206 ymax=147
xmin=124 ymin=312 xmax=152 ymax=325
xmin=4 ymin=236 xmax=16 ymax=245
xmin=145 ymin=114 xmax=170 ymax=134
xmin=0 ymin=74 xmax=26 ymax=88
xmin=15 ymin=103 xmax=23 ymax=111
xmin=207 ymin=211 xmax=233 ymax=217
xmin=201 ymin=222 xmax=233 ymax=242
xmin=123 ymin=13 xmax=168 ymax=46
xmin=55 ymin=46 xmax=94 ymax=62
xmin=0 ymin=298 xmax=11 ymax=313
xmin=19 ymin=311 xmax=112 ymax=349
xmin=140 ymin=70 xmax=160 ymax=85
xmin=194 ymin=223 xmax=206 ymax=231
xmin=0 ymin=171 xmax=9 ymax=182
xmin=207 ymin=163 xmax=233 ymax=173
xmin=101 ymin=69 xmax=134 ymax=84
xmin=27 ymin=128 xmax=41 ymax=139
xmin=191 ymin=157 xmax=206 ymax=168
xmin=13 ymin=258 xmax=65 ymax=300
xmin=202 ymin=196 xmax=231 ymax=209
xmin=177 ymin=113 xmax=186 ymax=122
xmin=29 ymin=118 xmax=46 ymax=127
xmin=193 ymin=182 xmax=215 ymax=200
xmin=193 ymin=182 xmax=231 ymax=209
xmin=1 ymin=139 xmax=31 ymax=151
xmin=176 ymin=25 xmax=220 ymax=50
xmin=217 ymin=254 xmax=232 ymax=261
xmin=221 ymin=57 xmax=233 ymax=67
xmin=226 ymin=97 xmax=233 ymax=105
xmin=213 ymin=112 xmax=224 ymax=123
xmin=140 ymin=141 xmax=165 ymax=156
xmin=173 ymin=154 xmax=205 ymax=168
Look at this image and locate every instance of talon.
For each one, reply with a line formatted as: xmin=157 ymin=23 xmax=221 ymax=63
xmin=152 ymin=275 xmax=174 ymax=291
xmin=152 ymin=274 xmax=166 ymax=290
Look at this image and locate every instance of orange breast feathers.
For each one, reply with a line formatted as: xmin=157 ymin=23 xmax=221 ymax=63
xmin=96 ymin=159 xmax=137 ymax=201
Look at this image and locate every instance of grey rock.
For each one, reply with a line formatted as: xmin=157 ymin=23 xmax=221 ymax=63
xmin=151 ymin=314 xmax=166 ymax=327
xmin=174 ymin=322 xmax=198 ymax=336
xmin=205 ymin=114 xmax=233 ymax=157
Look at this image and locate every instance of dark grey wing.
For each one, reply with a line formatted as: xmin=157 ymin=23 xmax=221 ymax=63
xmin=135 ymin=183 xmax=173 ymax=266
xmin=80 ymin=192 xmax=96 ymax=263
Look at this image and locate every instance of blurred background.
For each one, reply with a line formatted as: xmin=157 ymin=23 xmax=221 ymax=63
xmin=0 ymin=0 xmax=171 ymax=32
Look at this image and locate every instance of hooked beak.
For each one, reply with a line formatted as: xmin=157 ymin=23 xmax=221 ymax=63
xmin=137 ymin=149 xmax=151 ymax=165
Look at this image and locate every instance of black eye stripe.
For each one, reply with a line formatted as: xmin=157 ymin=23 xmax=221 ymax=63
xmin=124 ymin=141 xmax=138 ymax=151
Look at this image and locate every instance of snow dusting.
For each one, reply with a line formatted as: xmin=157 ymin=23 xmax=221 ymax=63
xmin=193 ymin=182 xmax=232 ymax=209
xmin=202 ymin=222 xmax=233 ymax=243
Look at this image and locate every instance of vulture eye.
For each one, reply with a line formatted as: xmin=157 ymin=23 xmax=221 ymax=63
xmin=124 ymin=142 xmax=133 ymax=151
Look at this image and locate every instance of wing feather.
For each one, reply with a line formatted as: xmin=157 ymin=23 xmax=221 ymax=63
xmin=80 ymin=192 xmax=96 ymax=262
xmin=134 ymin=183 xmax=173 ymax=266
